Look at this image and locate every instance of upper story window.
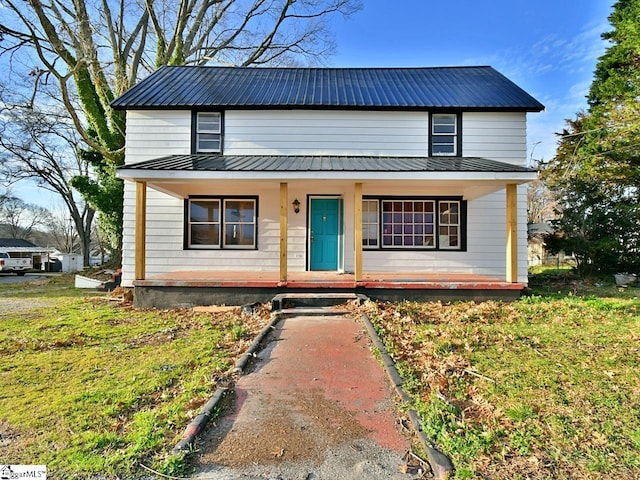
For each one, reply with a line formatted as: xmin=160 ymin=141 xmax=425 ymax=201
xmin=194 ymin=112 xmax=222 ymax=153
xmin=430 ymin=113 xmax=459 ymax=156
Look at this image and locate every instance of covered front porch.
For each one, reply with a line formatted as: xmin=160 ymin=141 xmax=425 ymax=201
xmin=118 ymin=155 xmax=536 ymax=307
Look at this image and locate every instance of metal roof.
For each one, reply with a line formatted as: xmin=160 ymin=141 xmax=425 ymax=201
xmin=111 ymin=66 xmax=544 ymax=112
xmin=0 ymin=238 xmax=37 ymax=248
xmin=118 ymin=155 xmax=536 ymax=173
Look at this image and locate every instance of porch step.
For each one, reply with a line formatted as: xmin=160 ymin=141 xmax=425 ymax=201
xmin=271 ymin=292 xmax=366 ymax=311
xmin=277 ymin=307 xmax=351 ymax=318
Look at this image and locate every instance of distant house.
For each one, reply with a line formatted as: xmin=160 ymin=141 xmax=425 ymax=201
xmin=112 ymin=66 xmax=544 ymax=307
xmin=527 ymin=223 xmax=575 ymax=267
xmin=0 ymin=238 xmax=56 ymax=270
xmin=527 ymin=223 xmax=552 ymax=266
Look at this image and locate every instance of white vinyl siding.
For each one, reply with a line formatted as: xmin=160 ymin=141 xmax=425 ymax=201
xmin=462 ymin=112 xmax=527 ymax=165
xmin=120 ymin=109 xmax=532 ymax=286
xmin=224 ymin=110 xmax=428 ymax=156
xmin=122 ymin=181 xmax=529 ymax=287
xmin=122 ymin=184 xmax=283 ymax=286
xmin=124 ymin=110 xmax=191 ymax=165
xmin=124 ymin=110 xmax=528 ymax=163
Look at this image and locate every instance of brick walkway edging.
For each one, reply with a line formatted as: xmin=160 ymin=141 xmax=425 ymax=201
xmin=359 ymin=310 xmax=455 ymax=480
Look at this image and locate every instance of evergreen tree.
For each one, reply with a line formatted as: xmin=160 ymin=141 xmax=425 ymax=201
xmin=542 ymin=0 xmax=640 ymax=274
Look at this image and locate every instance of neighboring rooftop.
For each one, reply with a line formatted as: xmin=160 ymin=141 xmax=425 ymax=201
xmin=0 ymin=238 xmax=37 ymax=249
xmin=111 ymin=66 xmax=544 ymax=112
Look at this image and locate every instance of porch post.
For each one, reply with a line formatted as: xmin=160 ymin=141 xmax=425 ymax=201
xmin=506 ymin=184 xmax=518 ymax=283
xmin=135 ymin=181 xmax=147 ymax=280
xmin=354 ymin=182 xmax=363 ymax=282
xmin=280 ymin=182 xmax=288 ymax=282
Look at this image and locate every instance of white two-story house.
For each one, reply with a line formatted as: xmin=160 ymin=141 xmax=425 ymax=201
xmin=113 ymin=66 xmax=543 ymax=307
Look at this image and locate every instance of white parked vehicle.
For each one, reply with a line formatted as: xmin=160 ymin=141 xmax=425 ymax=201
xmin=0 ymin=251 xmax=33 ymax=276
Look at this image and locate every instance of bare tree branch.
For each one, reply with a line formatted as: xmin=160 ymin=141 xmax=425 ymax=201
xmin=0 ymin=0 xmax=361 ymax=261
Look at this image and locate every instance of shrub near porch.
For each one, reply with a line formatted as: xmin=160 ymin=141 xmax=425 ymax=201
xmin=0 ymin=275 xmax=270 ymax=478
xmin=363 ymin=289 xmax=639 ymax=479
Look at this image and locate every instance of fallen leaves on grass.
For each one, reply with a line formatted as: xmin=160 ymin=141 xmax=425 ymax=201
xmin=359 ymin=296 xmax=640 ymax=480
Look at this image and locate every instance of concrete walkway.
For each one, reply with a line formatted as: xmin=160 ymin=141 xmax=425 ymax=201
xmin=192 ymin=310 xmax=423 ymax=479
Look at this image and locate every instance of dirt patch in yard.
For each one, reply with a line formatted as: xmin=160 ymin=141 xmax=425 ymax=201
xmin=0 ymin=420 xmax=22 ymax=449
xmin=206 ymin=389 xmax=371 ymax=467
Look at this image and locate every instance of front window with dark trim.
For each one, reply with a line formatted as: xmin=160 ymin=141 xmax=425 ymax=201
xmin=188 ymin=197 xmax=256 ymax=249
xmin=363 ymin=198 xmax=464 ymax=250
xmin=431 ymin=113 xmax=458 ymax=156
xmin=195 ymin=112 xmax=222 ymax=153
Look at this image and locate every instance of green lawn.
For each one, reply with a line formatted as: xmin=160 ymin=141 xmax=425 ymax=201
xmin=0 ymin=275 xmax=268 ymax=479
xmin=3 ymin=273 xmax=638 ymax=479
xmin=364 ymin=280 xmax=639 ymax=479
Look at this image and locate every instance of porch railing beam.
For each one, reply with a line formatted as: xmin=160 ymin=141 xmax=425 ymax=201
xmin=135 ymin=181 xmax=147 ymax=280
xmin=354 ymin=182 xmax=363 ymax=282
xmin=280 ymin=182 xmax=288 ymax=282
xmin=506 ymin=184 xmax=518 ymax=283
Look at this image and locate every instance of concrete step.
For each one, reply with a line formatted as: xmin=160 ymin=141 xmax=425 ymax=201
xmin=271 ymin=292 xmax=366 ymax=311
xmin=277 ymin=307 xmax=351 ymax=318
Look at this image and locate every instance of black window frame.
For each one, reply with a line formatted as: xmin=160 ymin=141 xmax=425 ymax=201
xmin=191 ymin=111 xmax=224 ymax=154
xmin=362 ymin=196 xmax=467 ymax=251
xmin=184 ymin=195 xmax=258 ymax=250
xmin=429 ymin=112 xmax=462 ymax=157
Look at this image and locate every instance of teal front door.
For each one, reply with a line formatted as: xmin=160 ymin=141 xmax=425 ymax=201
xmin=310 ymin=198 xmax=340 ymax=270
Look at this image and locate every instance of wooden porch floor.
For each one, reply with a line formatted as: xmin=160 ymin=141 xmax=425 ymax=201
xmin=135 ymin=271 xmax=523 ymax=291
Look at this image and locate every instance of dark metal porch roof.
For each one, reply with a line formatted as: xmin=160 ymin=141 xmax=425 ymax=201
xmin=118 ymin=155 xmax=536 ymax=173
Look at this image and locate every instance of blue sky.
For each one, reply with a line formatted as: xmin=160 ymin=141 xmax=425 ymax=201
xmin=330 ymin=0 xmax=614 ymax=163
xmin=17 ymin=1 xmax=614 ymax=207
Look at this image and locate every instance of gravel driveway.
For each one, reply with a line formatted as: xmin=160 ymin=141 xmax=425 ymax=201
xmin=0 ymin=297 xmax=56 ymax=315
xmin=0 ymin=273 xmax=46 ymax=284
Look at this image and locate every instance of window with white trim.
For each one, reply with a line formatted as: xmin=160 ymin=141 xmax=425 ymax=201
xmin=195 ymin=112 xmax=222 ymax=153
xmin=189 ymin=199 xmax=220 ymax=247
xmin=382 ymin=200 xmax=435 ymax=248
xmin=362 ymin=200 xmax=379 ymax=247
xmin=188 ymin=198 xmax=256 ymax=249
xmin=431 ymin=114 xmax=457 ymax=156
xmin=362 ymin=198 xmax=463 ymax=250
xmin=438 ymin=201 xmax=460 ymax=249
xmin=223 ymin=200 xmax=256 ymax=248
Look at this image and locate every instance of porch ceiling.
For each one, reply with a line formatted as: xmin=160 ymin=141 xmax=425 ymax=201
xmin=140 ymin=179 xmax=523 ymax=201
